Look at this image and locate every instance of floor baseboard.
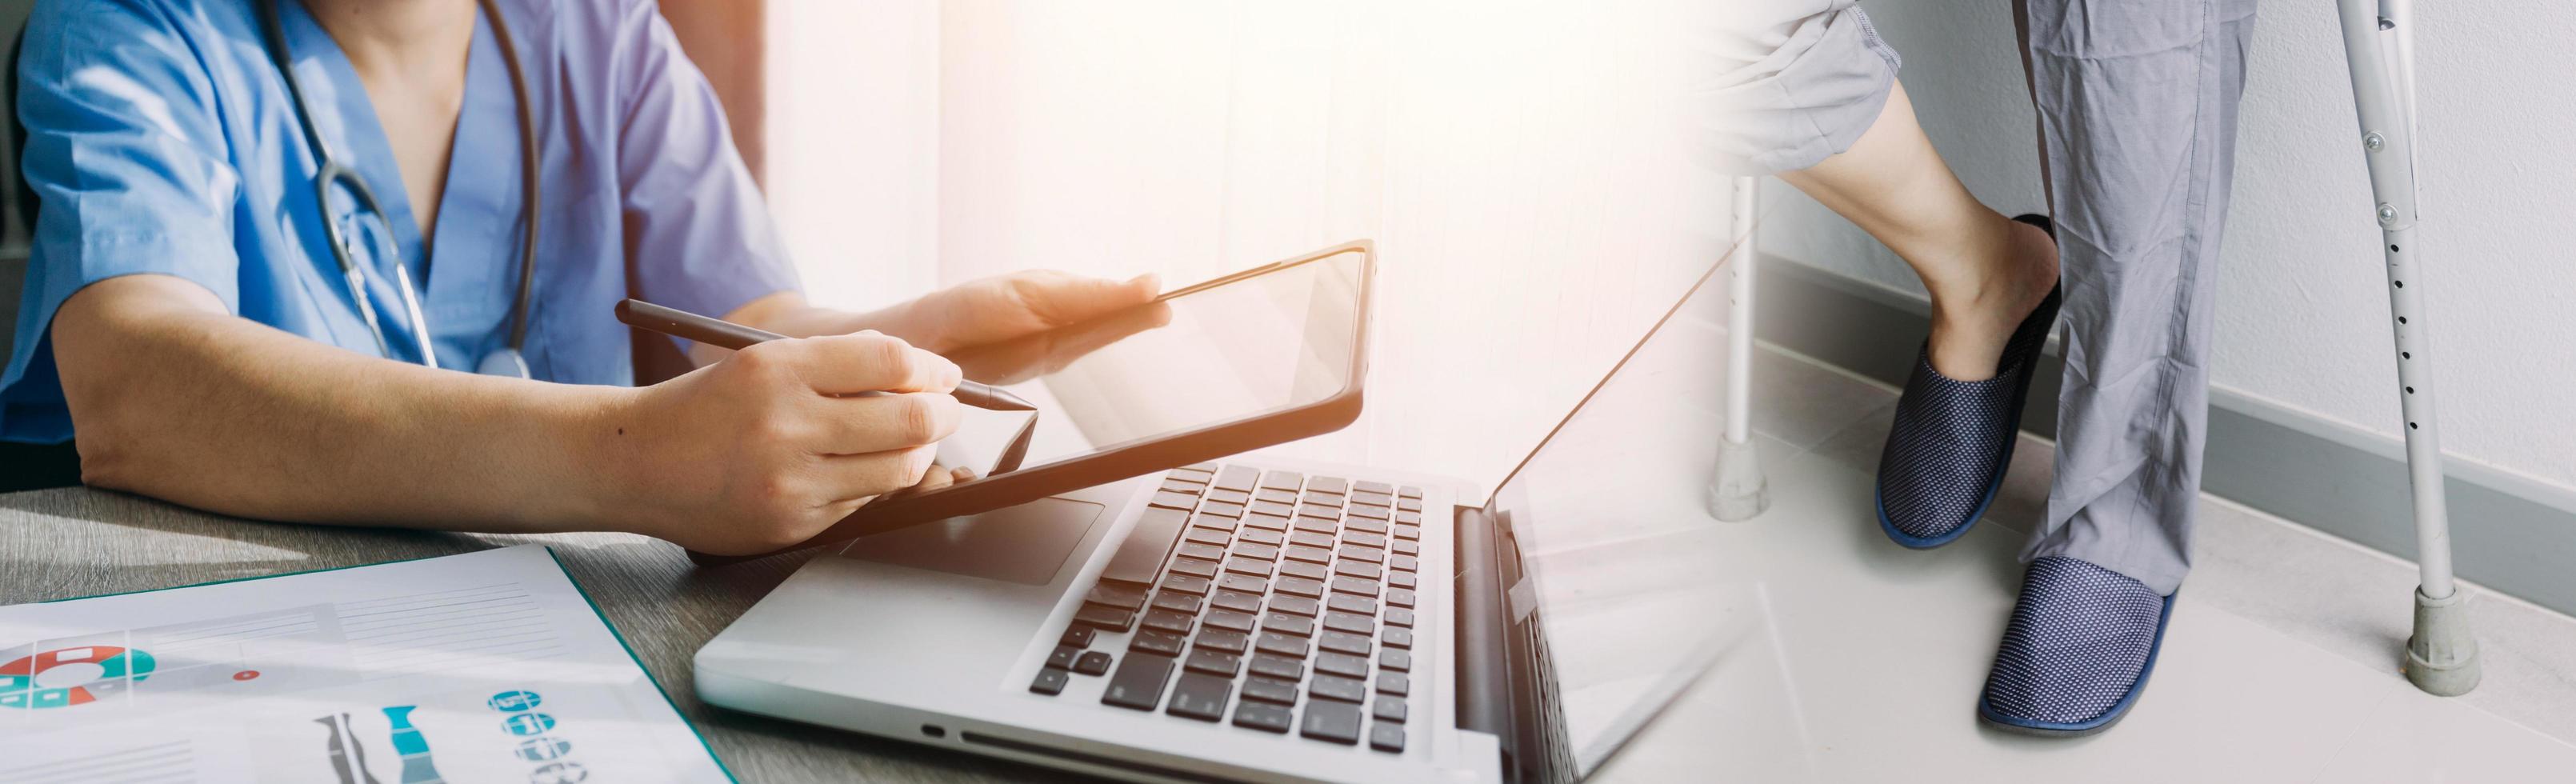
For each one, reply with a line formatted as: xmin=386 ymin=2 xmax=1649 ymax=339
xmin=1754 ymin=256 xmax=2576 ymax=618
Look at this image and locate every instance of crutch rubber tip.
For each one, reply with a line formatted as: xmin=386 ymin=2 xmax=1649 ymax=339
xmin=1706 ymin=437 xmax=1769 ymax=522
xmin=2405 ymin=585 xmax=2482 ymax=696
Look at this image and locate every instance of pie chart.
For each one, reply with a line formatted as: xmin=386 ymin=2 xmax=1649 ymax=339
xmin=0 ymin=646 xmax=157 ymax=709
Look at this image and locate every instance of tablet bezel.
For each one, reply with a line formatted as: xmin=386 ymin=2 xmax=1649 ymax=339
xmin=691 ymin=239 xmax=1375 ymax=565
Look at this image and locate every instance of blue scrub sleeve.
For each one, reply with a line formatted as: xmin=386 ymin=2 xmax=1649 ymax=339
xmin=612 ymin=2 xmax=800 ymax=326
xmin=2 ymin=0 xmax=244 ymax=440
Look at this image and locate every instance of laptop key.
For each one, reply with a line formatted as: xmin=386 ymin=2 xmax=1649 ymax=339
xmin=1386 ymin=607 xmax=1415 ymax=628
xmin=1142 ymin=609 xmax=1194 ymax=635
xmin=1386 ymin=588 xmax=1417 ymax=608
xmin=1398 ymin=485 xmax=1423 ymax=499
xmin=1302 ymin=490 xmax=1344 ymax=508
xmin=1212 ymin=465 xmax=1259 ymax=492
xmin=1370 ymin=722 xmax=1406 ymax=753
xmin=1241 ymin=514 xmax=1292 ymax=534
xmin=1182 ymin=528 xmax=1230 ymax=547
xmin=1319 ymin=630 xmax=1371 ymax=657
xmin=1301 ymin=701 xmax=1363 ymax=745
xmin=1190 ymin=513 xmax=1239 ymax=533
xmin=1308 ymin=476 xmax=1351 ymax=495
xmin=1210 ymin=590 xmax=1263 ymax=614
xmin=1339 ymin=545 xmax=1385 ymax=564
xmin=1101 ymin=653 xmax=1175 ymax=710
xmin=1373 ymin=698 xmax=1406 ymax=722
xmin=1345 ymin=504 xmax=1391 ymax=522
xmin=1344 ymin=516 xmax=1389 ymax=533
xmin=1234 ymin=702 xmax=1294 ymax=734
xmin=1254 ymin=632 xmax=1311 ymax=659
xmin=1159 ymin=478 xmax=1207 ymax=495
xmin=1391 ymin=525 xmax=1422 ymax=542
xmin=1099 ymin=506 xmax=1192 ymax=587
xmin=1353 ymin=481 xmax=1394 ymax=496
xmin=1223 ymin=557 xmax=1274 ymax=579
xmin=1047 ymin=646 xmax=1079 ymax=670
xmin=1149 ymin=590 xmax=1203 ymax=615
xmin=1231 ymin=542 xmax=1282 ymax=562
xmin=1282 ymin=545 xmax=1333 ymax=565
xmin=1254 ymin=487 xmax=1298 ymax=505
xmin=1310 ymin=674 xmax=1367 ymax=704
xmin=1328 ymin=594 xmax=1378 ymax=615
xmin=1377 ymin=672 xmax=1410 ymax=697
xmin=1342 ymin=530 xmax=1387 ymax=549
xmin=1205 ymin=488 xmax=1251 ymax=506
xmin=1250 ymin=653 xmax=1306 ymax=681
xmin=1390 ymin=538 xmax=1418 ymax=556
xmin=1240 ymin=677 xmax=1298 ymax=706
xmin=1314 ymin=651 xmax=1369 ymax=679
xmin=1060 ymin=626 xmax=1095 ymax=648
xmin=1237 ymin=526 xmax=1286 ymax=546
xmin=1278 ymin=560 xmax=1328 ymax=582
xmin=1269 ymin=594 xmax=1320 ymax=618
xmin=1075 ymin=651 xmax=1114 ymax=676
xmin=1159 ymin=574 xmax=1212 ymax=596
xmin=1293 ymin=517 xmax=1339 ymax=534
xmin=1074 ymin=605 xmax=1134 ymax=632
xmin=1334 ymin=561 xmax=1383 ymax=582
xmin=1130 ymin=630 xmax=1186 ymax=657
xmin=1085 ymin=582 xmax=1150 ymax=611
xmin=1398 ymin=498 xmax=1422 ymax=513
xmin=1194 ymin=629 xmax=1250 ymax=654
xmin=1288 ymin=530 xmax=1335 ymax=549
xmin=1217 ymin=574 xmax=1267 ymax=594
xmin=1388 ymin=571 xmax=1418 ymax=590
xmin=1165 ymin=673 xmax=1231 ymax=722
xmin=1170 ymin=465 xmax=1216 ymax=481
xmin=1330 ymin=576 xmax=1381 ymax=597
xmin=1250 ymin=500 xmax=1296 ymax=518
xmin=1030 ymin=668 xmax=1069 ymax=695
xmin=1274 ymin=577 xmax=1326 ymax=598
xmin=1298 ymin=502 xmax=1342 ymax=519
xmin=1350 ymin=491 xmax=1394 ymax=509
xmin=1149 ymin=491 xmax=1198 ymax=510
xmin=1258 ymin=470 xmax=1304 ymax=490
xmin=1200 ymin=501 xmax=1247 ymax=518
xmin=1379 ymin=648 xmax=1411 ymax=672
xmin=1175 ymin=542 xmax=1225 ymax=562
xmin=1382 ymin=627 xmax=1413 ymax=649
xmin=1262 ymin=612 xmax=1315 ymax=638
xmin=1185 ymin=648 xmax=1242 ymax=678
xmin=1169 ymin=558 xmax=1220 ymax=579
xmin=1323 ymin=612 xmax=1374 ymax=635
xmin=1204 ymin=609 xmax=1258 ymax=634
xmin=1395 ymin=511 xmax=1422 ymax=526
xmin=1390 ymin=554 xmax=1420 ymax=573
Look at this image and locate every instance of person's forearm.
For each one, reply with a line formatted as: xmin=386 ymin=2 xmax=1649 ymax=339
xmin=54 ymin=276 xmax=633 ymax=534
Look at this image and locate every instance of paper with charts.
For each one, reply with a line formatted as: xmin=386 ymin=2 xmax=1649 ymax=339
xmin=0 ymin=545 xmax=728 ymax=783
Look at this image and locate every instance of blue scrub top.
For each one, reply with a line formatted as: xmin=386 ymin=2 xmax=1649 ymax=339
xmin=0 ymin=0 xmax=802 ymax=444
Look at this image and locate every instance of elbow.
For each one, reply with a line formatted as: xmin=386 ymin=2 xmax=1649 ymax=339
xmin=59 ymin=371 xmax=157 ymax=493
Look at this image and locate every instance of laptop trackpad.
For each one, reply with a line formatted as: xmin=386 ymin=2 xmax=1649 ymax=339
xmin=840 ymin=497 xmax=1102 ymax=586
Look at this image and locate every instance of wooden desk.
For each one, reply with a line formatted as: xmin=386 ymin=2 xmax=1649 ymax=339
xmin=0 ymin=486 xmax=1100 ymax=783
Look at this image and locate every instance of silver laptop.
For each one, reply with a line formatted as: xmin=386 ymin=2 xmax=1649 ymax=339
xmin=697 ymin=254 xmax=1738 ymax=783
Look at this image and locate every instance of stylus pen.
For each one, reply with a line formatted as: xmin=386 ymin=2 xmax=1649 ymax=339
xmin=614 ymin=299 xmax=1036 ymax=412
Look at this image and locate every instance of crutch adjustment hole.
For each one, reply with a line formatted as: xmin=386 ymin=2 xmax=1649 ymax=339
xmin=2406 ymin=386 xmax=2415 ymax=394
xmin=2410 ymin=422 xmax=2419 ymax=430
xmin=2390 ymin=245 xmax=2400 ymax=253
xmin=2395 ymin=280 xmax=2406 ymax=288
xmin=2402 ymin=352 xmax=2412 ymax=359
xmin=2398 ymin=316 xmax=2408 ymax=324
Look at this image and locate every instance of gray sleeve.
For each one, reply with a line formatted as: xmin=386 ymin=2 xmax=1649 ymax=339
xmin=1690 ymin=1 xmax=1903 ymax=175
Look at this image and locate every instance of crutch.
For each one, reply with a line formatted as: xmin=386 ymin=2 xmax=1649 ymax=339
xmin=2334 ymin=0 xmax=2478 ymax=696
xmin=1707 ymin=176 xmax=1769 ymax=521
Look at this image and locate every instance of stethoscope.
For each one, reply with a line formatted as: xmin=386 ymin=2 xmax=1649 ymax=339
xmin=255 ymin=0 xmax=540 ymax=378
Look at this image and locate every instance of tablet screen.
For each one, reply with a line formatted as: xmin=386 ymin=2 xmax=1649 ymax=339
xmin=933 ymin=247 xmax=1369 ymax=480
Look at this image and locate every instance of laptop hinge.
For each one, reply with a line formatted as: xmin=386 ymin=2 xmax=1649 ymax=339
xmin=1453 ymin=504 xmax=1523 ymax=781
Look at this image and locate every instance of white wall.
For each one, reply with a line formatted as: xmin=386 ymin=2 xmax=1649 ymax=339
xmin=1755 ymin=0 xmax=2576 ymax=490
xmin=764 ymin=0 xmax=942 ymax=313
xmin=927 ymin=1 xmax=1724 ymax=485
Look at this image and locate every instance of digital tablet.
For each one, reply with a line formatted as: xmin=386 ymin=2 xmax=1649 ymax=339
xmin=693 ymin=240 xmax=1374 ymax=564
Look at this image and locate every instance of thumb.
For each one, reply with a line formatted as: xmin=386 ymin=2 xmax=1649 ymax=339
xmin=1034 ymin=272 xmax=1161 ymax=322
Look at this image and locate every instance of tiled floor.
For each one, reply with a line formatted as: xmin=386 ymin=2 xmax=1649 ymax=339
xmin=1589 ymin=342 xmax=2576 ymax=782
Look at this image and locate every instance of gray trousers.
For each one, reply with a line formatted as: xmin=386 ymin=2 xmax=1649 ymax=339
xmin=1703 ymin=0 xmax=2257 ymax=594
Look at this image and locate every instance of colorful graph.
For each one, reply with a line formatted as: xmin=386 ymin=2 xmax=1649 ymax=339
xmin=0 ymin=646 xmax=157 ymax=709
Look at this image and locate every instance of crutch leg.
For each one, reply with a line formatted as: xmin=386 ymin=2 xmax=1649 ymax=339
xmin=1709 ymin=176 xmax=1769 ymax=521
xmin=2335 ymin=0 xmax=2478 ymax=696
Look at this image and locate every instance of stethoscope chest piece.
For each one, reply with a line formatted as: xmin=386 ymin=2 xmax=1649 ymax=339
xmin=476 ymin=347 xmax=532 ymax=379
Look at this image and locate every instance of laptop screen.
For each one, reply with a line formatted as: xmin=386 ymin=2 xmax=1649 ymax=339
xmin=1478 ymin=252 xmax=1745 ymax=778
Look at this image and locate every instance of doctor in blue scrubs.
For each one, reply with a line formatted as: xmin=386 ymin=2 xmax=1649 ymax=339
xmin=0 ymin=0 xmax=1158 ymax=554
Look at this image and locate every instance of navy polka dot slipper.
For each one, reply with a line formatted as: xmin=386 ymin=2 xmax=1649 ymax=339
xmin=1977 ymin=556 xmax=2175 ymax=737
xmin=1873 ymin=214 xmax=2061 ymax=549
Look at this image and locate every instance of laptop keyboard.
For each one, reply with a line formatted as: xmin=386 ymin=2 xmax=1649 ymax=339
xmin=1028 ymin=463 xmax=1428 ymax=753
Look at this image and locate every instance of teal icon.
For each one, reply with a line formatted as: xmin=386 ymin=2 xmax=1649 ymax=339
xmin=528 ymin=762 xmax=588 ymax=784
xmin=514 ymin=738 xmax=572 ymax=762
xmin=487 ymin=690 xmax=542 ymax=712
xmin=500 ymin=712 xmax=556 ymax=736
